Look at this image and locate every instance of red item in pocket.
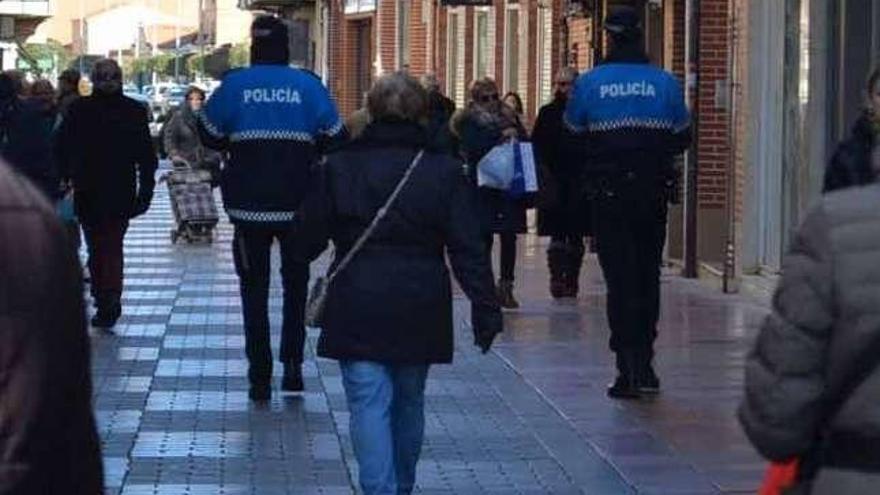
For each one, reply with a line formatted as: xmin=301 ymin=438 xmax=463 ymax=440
xmin=759 ymin=459 xmax=800 ymax=495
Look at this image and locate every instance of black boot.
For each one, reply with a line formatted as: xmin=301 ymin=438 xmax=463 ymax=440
xmin=497 ymin=279 xmax=520 ymax=309
xmin=607 ymin=352 xmax=641 ymax=399
xmin=548 ymin=243 xmax=568 ymax=299
xmin=282 ymin=361 xmax=304 ymax=392
xmin=91 ymin=292 xmax=121 ymax=329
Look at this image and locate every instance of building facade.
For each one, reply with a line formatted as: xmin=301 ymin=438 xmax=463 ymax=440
xmin=0 ymin=0 xmax=52 ymax=70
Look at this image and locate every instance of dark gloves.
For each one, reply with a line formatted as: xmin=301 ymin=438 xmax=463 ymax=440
xmin=131 ymin=192 xmax=153 ymax=218
xmin=472 ymin=304 xmax=503 ymax=354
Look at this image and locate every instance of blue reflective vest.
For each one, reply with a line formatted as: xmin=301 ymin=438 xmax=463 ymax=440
xmin=563 ymin=62 xmax=690 ymax=175
xmin=199 ymin=65 xmax=344 ymax=223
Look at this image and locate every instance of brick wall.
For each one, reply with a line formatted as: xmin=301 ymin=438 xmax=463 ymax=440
xmin=378 ymin=0 xmax=396 ymax=74
xmin=696 ymin=0 xmax=730 ymax=211
xmin=409 ymin=0 xmax=428 ymax=76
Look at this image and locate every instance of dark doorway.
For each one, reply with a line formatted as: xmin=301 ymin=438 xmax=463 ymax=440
xmin=354 ymin=19 xmax=373 ymax=109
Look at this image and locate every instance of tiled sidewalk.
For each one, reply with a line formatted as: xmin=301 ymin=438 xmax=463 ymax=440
xmin=90 ymin=168 xmax=768 ymax=494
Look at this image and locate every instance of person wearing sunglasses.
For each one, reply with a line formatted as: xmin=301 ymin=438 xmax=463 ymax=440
xmin=451 ymin=78 xmax=528 ymax=309
xmin=533 ymin=67 xmax=592 ymax=300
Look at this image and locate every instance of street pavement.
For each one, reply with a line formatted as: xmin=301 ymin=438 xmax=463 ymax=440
xmin=91 ymin=170 xmax=770 ymax=494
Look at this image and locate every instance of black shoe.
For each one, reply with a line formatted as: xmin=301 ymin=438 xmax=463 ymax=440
xmin=249 ymin=385 xmax=271 ymax=402
xmin=550 ymin=277 xmax=568 ymax=299
xmin=637 ymin=365 xmax=661 ymax=395
xmin=497 ymin=279 xmax=520 ymax=309
xmin=90 ymin=313 xmax=117 ymax=329
xmin=607 ymin=374 xmax=642 ymax=399
xmin=90 ymin=308 xmax=120 ymax=329
xmin=282 ymin=363 xmax=304 ymax=392
xmin=608 ymin=352 xmax=641 ymax=399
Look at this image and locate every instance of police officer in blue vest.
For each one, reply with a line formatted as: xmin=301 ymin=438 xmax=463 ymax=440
xmin=199 ymin=16 xmax=346 ymax=402
xmin=564 ymin=7 xmax=691 ymax=399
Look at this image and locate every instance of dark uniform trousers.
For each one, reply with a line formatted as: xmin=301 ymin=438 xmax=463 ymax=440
xmin=592 ymin=183 xmax=668 ymax=367
xmin=232 ymin=223 xmax=309 ymax=387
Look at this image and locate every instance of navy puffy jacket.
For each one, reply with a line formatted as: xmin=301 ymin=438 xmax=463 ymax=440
xmin=199 ymin=65 xmax=345 ymax=223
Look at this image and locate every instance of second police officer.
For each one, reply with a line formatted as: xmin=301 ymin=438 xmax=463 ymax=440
xmin=564 ymin=7 xmax=691 ymax=399
xmin=198 ymin=16 xmax=346 ymax=402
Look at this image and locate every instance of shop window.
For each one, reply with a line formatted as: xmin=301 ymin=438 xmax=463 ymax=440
xmin=505 ymin=7 xmax=520 ymax=94
xmin=475 ymin=10 xmax=490 ymax=79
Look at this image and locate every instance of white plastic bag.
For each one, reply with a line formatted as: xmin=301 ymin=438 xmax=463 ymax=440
xmin=477 ymin=141 xmax=539 ymax=195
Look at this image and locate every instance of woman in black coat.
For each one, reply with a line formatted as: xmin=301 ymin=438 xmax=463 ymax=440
xmin=451 ymin=78 xmax=528 ymax=309
xmin=297 ymin=72 xmax=502 ymax=495
xmin=824 ymin=68 xmax=880 ymax=193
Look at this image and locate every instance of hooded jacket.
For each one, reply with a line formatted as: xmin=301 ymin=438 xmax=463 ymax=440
xmin=199 ymin=43 xmax=346 ymax=223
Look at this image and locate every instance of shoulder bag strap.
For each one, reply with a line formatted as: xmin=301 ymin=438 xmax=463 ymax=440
xmin=326 ymin=149 xmax=425 ymax=284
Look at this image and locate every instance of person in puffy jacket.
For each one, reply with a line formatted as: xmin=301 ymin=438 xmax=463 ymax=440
xmin=824 ymin=68 xmax=880 ymax=193
xmin=0 ymin=160 xmax=104 ymax=494
xmin=56 ymin=58 xmax=157 ymax=329
xmin=296 ymin=71 xmax=502 ymax=495
xmin=198 ymin=15 xmax=346 ymax=401
xmin=740 ymin=182 xmax=880 ymax=494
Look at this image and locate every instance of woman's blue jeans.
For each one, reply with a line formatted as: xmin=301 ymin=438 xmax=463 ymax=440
xmin=340 ymin=361 xmax=430 ymax=495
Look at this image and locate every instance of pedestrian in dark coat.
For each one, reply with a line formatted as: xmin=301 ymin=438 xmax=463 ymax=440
xmin=0 ymin=160 xmax=104 ymax=495
xmin=533 ymin=67 xmax=592 ymax=299
xmin=0 ymin=74 xmax=59 ymax=200
xmin=421 ymin=73 xmax=457 ymax=155
xmin=824 ymin=69 xmax=880 ymax=193
xmin=451 ymin=77 xmax=528 ymax=309
xmin=56 ymin=59 xmax=157 ymax=329
xmin=297 ymin=72 xmax=502 ymax=495
xmin=740 ymin=183 xmax=880 ymax=494
xmin=56 ymin=69 xmax=81 ymax=121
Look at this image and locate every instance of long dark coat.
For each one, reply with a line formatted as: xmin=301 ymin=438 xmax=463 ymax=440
xmin=297 ymin=121 xmax=503 ymax=364
xmin=56 ymin=92 xmax=157 ymax=222
xmin=532 ymin=97 xmax=592 ymax=237
xmin=0 ymin=162 xmax=104 ymax=494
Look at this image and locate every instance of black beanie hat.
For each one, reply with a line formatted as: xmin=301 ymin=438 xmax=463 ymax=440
xmin=251 ymin=15 xmax=289 ymax=65
xmin=604 ymin=6 xmax=643 ymax=41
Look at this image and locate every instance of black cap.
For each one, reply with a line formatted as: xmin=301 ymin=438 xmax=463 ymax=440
xmin=251 ymin=15 xmax=289 ymax=65
xmin=604 ymin=6 xmax=642 ymax=37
